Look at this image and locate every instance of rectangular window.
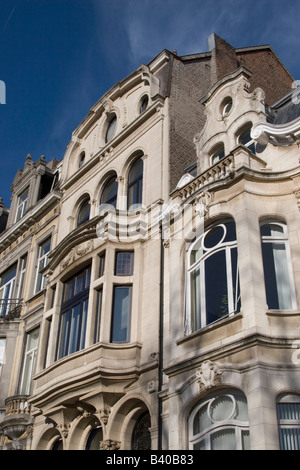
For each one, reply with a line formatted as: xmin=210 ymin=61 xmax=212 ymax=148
xmin=17 ymin=254 xmax=27 ymax=299
xmin=0 ymin=263 xmax=17 ymax=317
xmin=35 ymin=237 xmax=51 ymax=293
xmin=94 ymin=289 xmax=103 ymax=343
xmin=99 ymin=253 xmax=105 ymax=278
xmin=56 ymin=266 xmax=91 ymax=360
xmin=20 ymin=328 xmax=39 ymax=395
xmin=115 ymin=252 xmax=134 ymax=276
xmin=15 ymin=187 xmax=29 ymax=222
xmin=0 ymin=338 xmax=6 ymax=379
xmin=111 ymin=285 xmax=132 ymax=342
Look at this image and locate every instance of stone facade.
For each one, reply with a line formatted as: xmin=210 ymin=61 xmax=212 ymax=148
xmin=0 ymin=34 xmax=299 ymax=450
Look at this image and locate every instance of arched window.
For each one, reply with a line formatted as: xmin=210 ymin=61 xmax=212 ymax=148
xmin=186 ymin=219 xmax=240 ymax=333
xmin=131 ymin=411 xmax=151 ymax=450
xmin=100 ymin=176 xmax=118 ymax=208
xmin=127 ymin=157 xmax=143 ymax=209
xmin=237 ymin=124 xmax=255 ymax=154
xmin=79 ymin=151 xmax=85 ymax=168
xmin=139 ymin=95 xmax=149 ymax=114
xmin=77 ymin=197 xmax=90 ymax=226
xmin=277 ymin=394 xmax=300 ymax=450
xmin=86 ymin=425 xmax=103 ymax=450
xmin=189 ymin=390 xmax=250 ymax=450
xmin=105 ymin=115 xmax=117 ymax=143
xmin=210 ymin=144 xmax=225 ymax=166
xmin=260 ymin=221 xmax=296 ymax=310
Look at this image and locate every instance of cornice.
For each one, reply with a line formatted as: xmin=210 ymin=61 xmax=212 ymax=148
xmin=251 ymin=116 xmax=300 ymax=146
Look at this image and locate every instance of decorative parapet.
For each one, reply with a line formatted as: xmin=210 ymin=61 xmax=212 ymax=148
xmin=251 ymin=117 xmax=300 ymax=147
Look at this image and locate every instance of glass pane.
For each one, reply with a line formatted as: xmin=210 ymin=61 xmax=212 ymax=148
xmin=78 ymin=199 xmax=90 ymax=226
xmin=86 ymin=427 xmax=103 ymax=450
xmin=210 ymin=395 xmax=235 ymax=421
xmin=59 ymin=310 xmax=71 ymax=358
xmin=231 ymin=247 xmax=241 ymax=313
xmin=115 ymin=252 xmax=134 ymax=276
xmin=235 ymin=394 xmax=249 ymax=421
xmin=193 ymin=440 xmax=206 ymax=450
xmin=94 ymin=290 xmax=102 ymax=343
xmin=262 ymin=242 xmax=293 ymax=309
xmin=191 ymin=267 xmax=201 ymax=331
xmin=26 ymin=328 xmax=39 ymax=351
xmin=260 ymin=223 xmax=284 ymax=237
xmin=279 ymin=428 xmax=300 ymax=450
xmin=0 ymin=264 xmax=17 ymax=286
xmin=211 ymin=428 xmax=236 ymax=450
xmin=203 ymin=225 xmax=224 ymax=250
xmin=242 ymin=430 xmax=250 ymax=450
xmin=277 ymin=402 xmax=300 ymax=420
xmin=205 ymin=250 xmax=228 ymax=324
xmin=105 ymin=116 xmax=116 ymax=143
xmin=111 ymin=286 xmax=132 ymax=342
xmin=101 ymin=177 xmax=118 ymax=208
xmin=127 ymin=158 xmax=143 ymax=208
xmin=193 ymin=402 xmax=210 ymax=435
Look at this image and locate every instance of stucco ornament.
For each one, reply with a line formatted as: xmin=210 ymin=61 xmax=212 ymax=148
xmin=196 ymin=360 xmax=222 ymax=390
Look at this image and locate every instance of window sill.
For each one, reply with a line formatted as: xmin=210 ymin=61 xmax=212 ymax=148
xmin=176 ymin=312 xmax=243 ymax=345
xmin=266 ymin=309 xmax=300 ymax=317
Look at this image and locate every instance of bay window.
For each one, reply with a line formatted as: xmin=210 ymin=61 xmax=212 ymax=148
xmin=186 ymin=219 xmax=240 ymax=333
xmin=56 ymin=266 xmax=91 ymax=359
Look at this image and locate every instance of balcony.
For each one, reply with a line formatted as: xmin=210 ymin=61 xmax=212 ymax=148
xmin=0 ymin=299 xmax=22 ymax=320
xmin=0 ymin=395 xmax=33 ymax=449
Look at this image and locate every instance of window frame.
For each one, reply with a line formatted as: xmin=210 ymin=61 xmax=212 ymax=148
xmin=34 ymin=237 xmax=51 ymax=294
xmin=19 ymin=328 xmax=39 ymax=395
xmin=277 ymin=394 xmax=300 ymax=450
xmin=15 ymin=187 xmax=29 ymax=222
xmin=260 ymin=221 xmax=297 ymax=311
xmin=100 ymin=175 xmax=118 ymax=208
xmin=186 ymin=219 xmax=241 ymax=334
xmin=188 ymin=390 xmax=250 ymax=450
xmin=77 ymin=197 xmax=91 ymax=227
xmin=127 ymin=157 xmax=143 ymax=210
xmin=56 ymin=266 xmax=91 ymax=360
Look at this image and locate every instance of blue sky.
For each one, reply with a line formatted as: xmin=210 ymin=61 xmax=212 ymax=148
xmin=0 ymin=0 xmax=300 ymax=206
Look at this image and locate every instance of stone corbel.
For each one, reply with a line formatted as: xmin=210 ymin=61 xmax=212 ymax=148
xmin=100 ymin=439 xmax=121 ymax=450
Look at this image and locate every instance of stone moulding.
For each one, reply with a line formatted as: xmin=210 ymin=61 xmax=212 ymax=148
xmin=251 ymin=117 xmax=300 ymax=146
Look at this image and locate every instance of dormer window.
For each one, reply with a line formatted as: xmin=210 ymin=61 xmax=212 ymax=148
xmin=79 ymin=151 xmax=85 ymax=169
xmin=210 ymin=144 xmax=225 ymax=166
xmin=139 ymin=95 xmax=149 ymax=114
xmin=105 ymin=115 xmax=117 ymax=143
xmin=221 ymin=97 xmax=233 ymax=117
xmin=238 ymin=125 xmax=256 ymax=154
xmin=15 ymin=188 xmax=29 ymax=222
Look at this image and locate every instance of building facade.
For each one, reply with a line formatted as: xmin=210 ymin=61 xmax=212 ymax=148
xmin=0 ymin=34 xmax=299 ymax=450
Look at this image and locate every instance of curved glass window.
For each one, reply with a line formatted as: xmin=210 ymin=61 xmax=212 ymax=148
xmin=186 ymin=219 xmax=240 ymax=333
xmin=127 ymin=157 xmax=143 ymax=209
xmin=189 ymin=390 xmax=250 ymax=450
xmin=77 ymin=198 xmax=90 ymax=226
xmin=277 ymin=394 xmax=300 ymax=450
xmin=260 ymin=222 xmax=296 ymax=310
xmin=100 ymin=176 xmax=118 ymax=208
xmin=105 ymin=115 xmax=117 ymax=143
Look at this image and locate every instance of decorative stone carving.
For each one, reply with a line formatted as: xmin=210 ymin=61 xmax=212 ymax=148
xmin=61 ymin=240 xmax=94 ymax=269
xmin=100 ymin=439 xmax=121 ymax=450
xmin=196 ymin=360 xmax=222 ymax=390
xmin=99 ymin=408 xmax=110 ymax=425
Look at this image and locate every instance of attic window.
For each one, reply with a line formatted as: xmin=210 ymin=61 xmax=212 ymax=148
xmin=105 ymin=115 xmax=117 ymax=143
xmin=139 ymin=95 xmax=149 ymax=114
xmin=79 ymin=151 xmax=85 ymax=168
xmin=221 ymin=97 xmax=233 ymax=117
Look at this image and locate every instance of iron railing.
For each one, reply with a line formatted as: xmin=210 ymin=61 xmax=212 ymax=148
xmin=0 ymin=299 xmax=22 ymax=319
